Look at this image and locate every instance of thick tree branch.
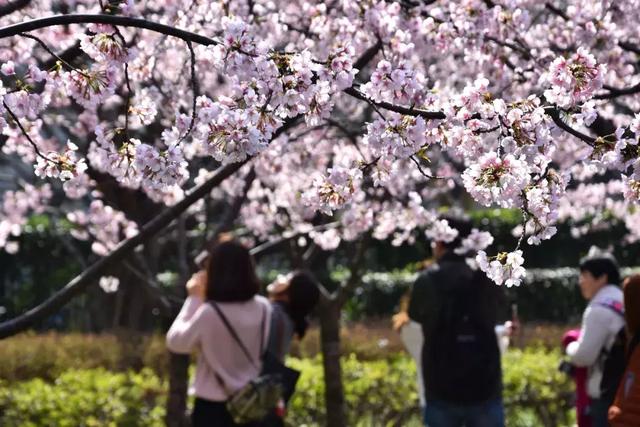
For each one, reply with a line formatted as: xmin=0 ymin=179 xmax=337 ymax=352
xmin=544 ymin=3 xmax=569 ymax=21
xmin=353 ymin=39 xmax=382 ymax=72
xmin=0 ymin=0 xmax=30 ymax=18
xmin=619 ymin=41 xmax=640 ymax=55
xmin=0 ymin=117 xmax=299 ymax=339
xmin=546 ymin=107 xmax=597 ymax=146
xmin=594 ymin=82 xmax=640 ymax=100
xmin=0 ymin=14 xmax=219 ymax=46
xmin=0 ymin=161 xmax=245 ymax=338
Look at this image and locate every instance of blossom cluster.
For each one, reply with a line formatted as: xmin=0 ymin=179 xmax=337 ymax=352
xmin=476 ymin=250 xmax=526 ymax=287
xmin=361 ymin=60 xmax=426 ymax=105
xmin=67 ymin=200 xmax=138 ymax=256
xmin=0 ymin=184 xmax=52 ymax=254
xmin=34 ymin=141 xmax=88 ymax=181
xmin=462 ymin=152 xmax=530 ymax=208
xmin=303 ymin=166 xmax=363 ymax=215
xmin=454 ymin=228 xmax=494 ymax=255
xmin=363 ymin=113 xmax=437 ymax=160
xmin=134 ymin=143 xmax=188 ymax=190
xmin=544 ymin=48 xmax=605 ymax=108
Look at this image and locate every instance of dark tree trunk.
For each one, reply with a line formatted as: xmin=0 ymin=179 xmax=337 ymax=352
xmin=166 ymin=352 xmax=191 ymax=427
xmin=318 ymin=295 xmax=346 ymax=427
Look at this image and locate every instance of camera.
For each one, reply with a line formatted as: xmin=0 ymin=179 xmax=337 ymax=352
xmin=558 ymin=360 xmax=575 ymax=376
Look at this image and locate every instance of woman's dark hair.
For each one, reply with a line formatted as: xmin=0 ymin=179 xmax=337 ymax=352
xmin=579 ymin=255 xmax=621 ymax=286
xmin=205 ymin=239 xmax=260 ymax=302
xmin=286 ymin=270 xmax=320 ymax=338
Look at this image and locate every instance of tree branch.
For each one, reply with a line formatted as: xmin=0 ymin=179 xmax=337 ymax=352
xmin=594 ymin=82 xmax=640 ymax=99
xmin=353 ymin=39 xmax=382 ymax=72
xmin=0 ymin=0 xmax=30 ymax=18
xmin=343 ymin=87 xmax=446 ymax=120
xmin=544 ymin=3 xmax=569 ymax=21
xmin=0 ymin=14 xmax=219 ymax=46
xmin=0 ymin=117 xmax=300 ymax=339
xmin=42 ymin=42 xmax=83 ymax=70
xmin=546 ymin=107 xmax=596 ymax=146
xmin=0 ymin=161 xmax=245 ymax=338
xmin=619 ymin=41 xmax=640 ymax=55
xmin=177 ymin=40 xmax=199 ymax=144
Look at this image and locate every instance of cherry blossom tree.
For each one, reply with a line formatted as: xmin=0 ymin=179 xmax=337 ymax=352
xmin=1 ymin=0 xmax=640 ymax=425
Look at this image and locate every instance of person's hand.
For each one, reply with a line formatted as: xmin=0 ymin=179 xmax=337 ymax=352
xmin=505 ymin=320 xmax=520 ymax=337
xmin=392 ymin=312 xmax=410 ymax=331
xmin=186 ymin=270 xmax=207 ymax=299
xmin=608 ymin=405 xmax=621 ymax=420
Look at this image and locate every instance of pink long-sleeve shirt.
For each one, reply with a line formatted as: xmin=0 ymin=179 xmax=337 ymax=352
xmin=166 ymin=295 xmax=272 ymax=402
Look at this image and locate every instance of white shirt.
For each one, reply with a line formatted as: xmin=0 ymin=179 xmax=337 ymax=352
xmin=166 ymin=296 xmax=272 ymax=401
xmin=566 ymin=285 xmax=625 ymax=398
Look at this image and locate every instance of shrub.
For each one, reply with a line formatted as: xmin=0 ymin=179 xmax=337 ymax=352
xmin=0 ymin=332 xmax=169 ymax=383
xmin=0 ymin=368 xmax=166 ymax=427
xmin=0 ymin=347 xmax=574 ymax=427
xmin=286 ymin=347 xmax=574 ymax=427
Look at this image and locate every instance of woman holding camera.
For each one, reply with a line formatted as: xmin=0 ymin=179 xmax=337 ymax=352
xmin=166 ymin=239 xmax=271 ymax=427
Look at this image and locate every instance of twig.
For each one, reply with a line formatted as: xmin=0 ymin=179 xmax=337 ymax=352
xmin=19 ymin=32 xmax=89 ymax=76
xmin=177 ymin=40 xmax=199 ymax=145
xmin=112 ymin=28 xmax=133 ymax=135
xmin=409 ymin=155 xmax=442 ymax=179
xmin=343 ymin=87 xmax=446 ymax=120
xmin=3 ymin=100 xmax=60 ymax=164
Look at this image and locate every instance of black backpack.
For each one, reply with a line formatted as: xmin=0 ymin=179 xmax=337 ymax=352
xmin=596 ymin=300 xmax=627 ymax=405
xmin=424 ymin=270 xmax=502 ymax=403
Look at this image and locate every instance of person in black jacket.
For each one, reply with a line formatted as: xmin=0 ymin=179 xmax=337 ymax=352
xmin=408 ymin=215 xmax=505 ymax=427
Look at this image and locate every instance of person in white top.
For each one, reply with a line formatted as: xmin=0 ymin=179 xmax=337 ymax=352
xmin=566 ymin=252 xmax=625 ymax=427
xmin=166 ymin=238 xmax=271 ymax=427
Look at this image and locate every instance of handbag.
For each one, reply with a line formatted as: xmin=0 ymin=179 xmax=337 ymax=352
xmin=209 ymin=302 xmax=300 ymax=424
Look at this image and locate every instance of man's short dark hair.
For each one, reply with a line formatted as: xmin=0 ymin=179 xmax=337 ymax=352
xmin=440 ymin=213 xmax=472 ymax=251
xmin=579 ymin=254 xmax=620 ymax=285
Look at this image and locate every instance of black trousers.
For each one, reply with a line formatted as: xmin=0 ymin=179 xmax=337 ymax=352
xmin=192 ymin=397 xmax=285 ymax=427
xmin=192 ymin=398 xmax=261 ymax=427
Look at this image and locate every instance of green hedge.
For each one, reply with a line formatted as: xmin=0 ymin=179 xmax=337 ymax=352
xmin=0 ymin=349 xmax=574 ymax=427
xmin=0 ymin=368 xmax=165 ymax=427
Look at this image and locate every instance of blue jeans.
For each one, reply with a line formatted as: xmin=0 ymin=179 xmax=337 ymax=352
xmin=587 ymin=398 xmax=610 ymax=427
xmin=424 ymin=398 xmax=505 ymax=427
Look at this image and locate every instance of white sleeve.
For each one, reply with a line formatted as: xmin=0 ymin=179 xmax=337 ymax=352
xmin=495 ymin=324 xmax=509 ymax=355
xmin=166 ymin=296 xmax=206 ymax=354
xmin=566 ymin=306 xmax=612 ymax=367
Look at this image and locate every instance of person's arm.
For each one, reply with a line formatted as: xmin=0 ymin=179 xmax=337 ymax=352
xmin=408 ymin=273 xmax=433 ymax=325
xmin=407 ymin=274 xmax=426 ymax=323
xmin=566 ymin=306 xmax=612 ymax=367
xmin=266 ymin=305 xmax=289 ymax=361
xmin=166 ymin=296 xmax=206 ymax=353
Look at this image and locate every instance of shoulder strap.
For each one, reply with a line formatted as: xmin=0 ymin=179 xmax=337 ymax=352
xmin=210 ymin=301 xmax=257 ymax=369
xmin=259 ymin=303 xmax=267 ymax=357
xmin=595 ymin=299 xmax=625 ymax=319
